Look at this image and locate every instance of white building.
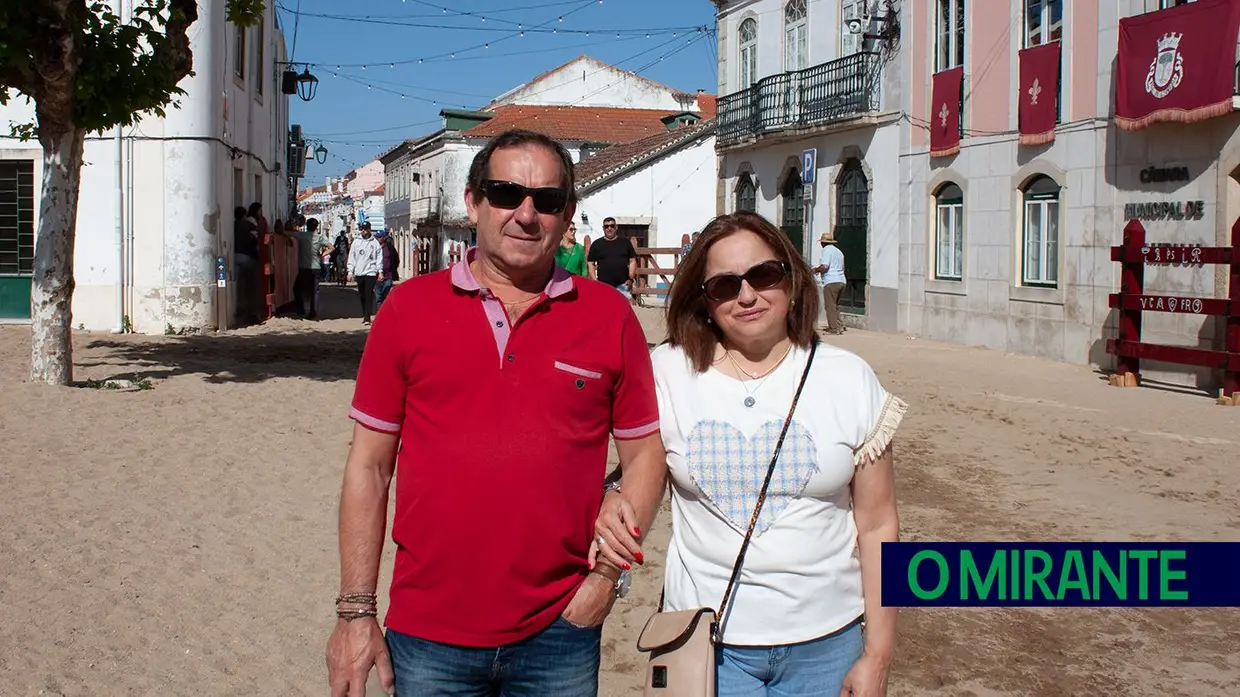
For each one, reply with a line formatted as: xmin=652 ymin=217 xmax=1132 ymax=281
xmin=380 ymin=55 xmax=717 ymax=275
xmin=0 ymin=0 xmax=291 ymax=332
xmin=575 ymin=117 xmax=719 ymax=289
xmin=711 ymin=0 xmax=904 ymax=331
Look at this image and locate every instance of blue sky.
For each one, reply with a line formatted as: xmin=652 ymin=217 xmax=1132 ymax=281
xmin=277 ymin=0 xmax=720 ymax=182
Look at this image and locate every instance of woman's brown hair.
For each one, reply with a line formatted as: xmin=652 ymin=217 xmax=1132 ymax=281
xmin=666 ymin=211 xmax=820 ymax=373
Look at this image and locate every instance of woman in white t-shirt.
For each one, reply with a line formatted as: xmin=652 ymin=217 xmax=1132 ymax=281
xmin=593 ymin=211 xmax=906 ymax=696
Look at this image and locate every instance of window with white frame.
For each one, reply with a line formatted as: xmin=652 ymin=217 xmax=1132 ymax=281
xmin=936 ymin=0 xmax=965 ymax=71
xmin=841 ymin=0 xmax=865 ymax=57
xmin=739 ymin=19 xmax=758 ymax=90
xmin=1021 ymin=175 xmax=1060 ymax=287
xmin=784 ymin=0 xmax=808 ymax=72
xmin=1145 ymin=0 xmax=1193 ymax=11
xmin=1024 ymin=0 xmax=1061 ymax=122
xmin=254 ymin=15 xmax=265 ymax=96
xmin=934 ymin=183 xmax=964 ymax=281
xmin=234 ymin=24 xmax=246 ymax=81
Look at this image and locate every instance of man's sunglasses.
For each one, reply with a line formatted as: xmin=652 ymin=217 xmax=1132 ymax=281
xmin=479 ymin=179 xmax=569 ymax=214
xmin=702 ymin=260 xmax=789 ymax=302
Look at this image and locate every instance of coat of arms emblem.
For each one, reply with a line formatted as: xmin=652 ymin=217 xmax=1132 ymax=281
xmin=1145 ymin=32 xmax=1184 ymax=99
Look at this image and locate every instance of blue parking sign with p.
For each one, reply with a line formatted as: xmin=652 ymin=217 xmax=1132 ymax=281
xmin=802 ymin=148 xmax=816 ymax=184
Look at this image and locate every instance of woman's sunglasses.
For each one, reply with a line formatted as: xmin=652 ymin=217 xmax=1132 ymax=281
xmin=479 ymin=179 xmax=569 ymax=214
xmin=702 ymin=260 xmax=789 ymax=302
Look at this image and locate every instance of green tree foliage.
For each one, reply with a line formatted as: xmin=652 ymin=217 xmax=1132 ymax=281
xmin=0 ymin=0 xmax=265 ymax=385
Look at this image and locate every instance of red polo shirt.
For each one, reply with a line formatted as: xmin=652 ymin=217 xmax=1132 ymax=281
xmin=350 ymin=248 xmax=660 ymax=647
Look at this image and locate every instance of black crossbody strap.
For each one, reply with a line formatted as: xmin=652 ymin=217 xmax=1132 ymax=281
xmin=711 ymin=340 xmax=818 ymax=643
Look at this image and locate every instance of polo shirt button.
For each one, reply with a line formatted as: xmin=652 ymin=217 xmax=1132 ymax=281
xmin=495 ymin=320 xmax=504 ymax=327
xmin=507 ymin=354 xmax=515 ymax=362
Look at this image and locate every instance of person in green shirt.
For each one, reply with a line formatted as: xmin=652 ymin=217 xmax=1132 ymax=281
xmin=555 ymin=220 xmax=588 ymax=276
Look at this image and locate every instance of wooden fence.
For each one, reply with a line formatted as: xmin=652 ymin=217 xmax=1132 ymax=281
xmin=1106 ymin=217 xmax=1240 ymax=405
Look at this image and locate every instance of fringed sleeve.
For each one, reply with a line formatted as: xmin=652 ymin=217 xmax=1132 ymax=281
xmin=853 ymin=393 xmax=908 ymax=468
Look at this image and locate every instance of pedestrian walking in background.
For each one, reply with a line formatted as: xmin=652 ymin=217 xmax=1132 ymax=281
xmin=292 ymin=217 xmax=330 ymax=320
xmin=325 ymin=129 xmax=667 ymax=697
xmin=347 ymin=222 xmax=382 ymax=325
xmin=587 ymin=216 xmax=636 ymax=299
xmin=813 ymin=231 xmax=847 ymax=334
xmin=374 ymin=230 xmax=400 ymax=312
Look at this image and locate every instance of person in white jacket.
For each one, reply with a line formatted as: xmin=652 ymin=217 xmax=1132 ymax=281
xmin=347 ymin=222 xmax=384 ymax=324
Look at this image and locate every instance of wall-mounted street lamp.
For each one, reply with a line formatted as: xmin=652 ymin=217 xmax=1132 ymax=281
xmin=280 ymin=63 xmax=320 ymax=102
xmin=301 ymin=138 xmax=329 ymax=165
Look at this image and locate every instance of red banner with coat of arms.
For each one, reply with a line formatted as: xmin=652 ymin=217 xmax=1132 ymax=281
xmin=1115 ymin=0 xmax=1240 ymax=131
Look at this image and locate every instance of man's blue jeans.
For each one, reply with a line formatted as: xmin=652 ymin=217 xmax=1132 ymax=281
xmin=386 ymin=617 xmax=601 ymax=696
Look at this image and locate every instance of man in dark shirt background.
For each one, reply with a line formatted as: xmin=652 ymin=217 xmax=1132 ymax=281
xmin=586 ymin=216 xmax=636 ymax=300
xmin=233 ymin=206 xmax=261 ymax=325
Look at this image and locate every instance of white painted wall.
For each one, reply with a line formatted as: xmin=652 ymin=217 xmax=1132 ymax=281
xmin=490 ymin=56 xmax=704 ymax=111
xmin=0 ymin=0 xmax=289 ymax=333
xmin=579 ymin=134 xmax=719 ymax=274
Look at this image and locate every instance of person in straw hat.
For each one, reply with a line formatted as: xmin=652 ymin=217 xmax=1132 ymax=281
xmin=813 ymin=230 xmax=847 ymax=335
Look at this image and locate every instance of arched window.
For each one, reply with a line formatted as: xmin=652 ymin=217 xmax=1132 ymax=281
xmin=1022 ymin=175 xmax=1060 ymax=287
xmin=739 ymin=19 xmax=758 ymax=90
xmin=934 ymin=182 xmax=964 ymax=281
xmin=781 ymin=169 xmax=805 ymax=252
xmin=736 ymin=172 xmax=757 ymax=212
xmin=784 ymin=0 xmax=808 ymax=72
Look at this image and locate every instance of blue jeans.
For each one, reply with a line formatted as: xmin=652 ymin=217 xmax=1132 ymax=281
xmin=375 ymin=278 xmax=394 ymax=311
xmin=613 ymin=283 xmax=631 ymax=300
xmin=386 ymin=617 xmax=601 ymax=696
xmin=716 ymin=619 xmax=864 ymax=697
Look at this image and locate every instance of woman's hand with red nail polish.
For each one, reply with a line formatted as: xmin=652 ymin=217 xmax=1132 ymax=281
xmin=593 ymin=490 xmax=644 ymax=569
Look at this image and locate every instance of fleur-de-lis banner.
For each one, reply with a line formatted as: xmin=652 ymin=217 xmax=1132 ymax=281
xmin=929 ymin=66 xmax=963 ymax=158
xmin=1116 ymin=0 xmax=1240 ymax=131
xmin=1018 ymin=41 xmax=1060 ymax=146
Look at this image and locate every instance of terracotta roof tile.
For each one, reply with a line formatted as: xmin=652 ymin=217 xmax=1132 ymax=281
xmin=462 ymin=105 xmax=704 ymax=144
xmin=697 ymin=93 xmax=717 ymax=117
xmin=575 ymin=119 xmax=716 ymax=190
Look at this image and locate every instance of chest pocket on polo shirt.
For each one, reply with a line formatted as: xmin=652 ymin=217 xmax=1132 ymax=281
xmin=549 ymin=359 xmax=614 ymax=438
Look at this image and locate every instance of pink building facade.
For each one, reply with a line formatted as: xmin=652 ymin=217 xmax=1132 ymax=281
xmin=900 ymin=0 xmax=1240 ymax=391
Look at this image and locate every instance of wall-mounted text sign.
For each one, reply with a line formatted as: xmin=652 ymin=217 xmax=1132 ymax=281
xmin=1138 ymin=166 xmax=1189 ymax=183
xmin=1123 ymin=200 xmax=1205 ymax=222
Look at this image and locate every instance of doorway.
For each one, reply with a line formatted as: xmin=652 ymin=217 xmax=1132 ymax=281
xmin=781 ymin=169 xmax=805 ymax=255
xmin=834 ymin=159 xmax=868 ymax=313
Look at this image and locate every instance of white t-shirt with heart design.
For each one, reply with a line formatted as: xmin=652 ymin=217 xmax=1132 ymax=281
xmin=651 ymin=340 xmax=906 ymax=646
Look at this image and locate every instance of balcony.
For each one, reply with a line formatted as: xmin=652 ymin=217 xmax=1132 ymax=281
xmin=410 ymin=195 xmax=441 ymax=223
xmin=717 ymin=52 xmax=883 ymax=148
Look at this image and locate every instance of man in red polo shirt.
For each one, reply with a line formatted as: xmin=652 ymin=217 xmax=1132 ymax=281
xmin=326 ymin=129 xmax=668 ymax=697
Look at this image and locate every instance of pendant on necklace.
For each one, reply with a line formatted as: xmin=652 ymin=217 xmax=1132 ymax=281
xmin=743 ymin=396 xmax=756 ymax=408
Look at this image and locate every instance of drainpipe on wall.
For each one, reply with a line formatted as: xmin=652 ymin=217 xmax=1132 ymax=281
xmin=113 ymin=124 xmax=125 ymax=334
xmin=111 ymin=0 xmax=128 ymax=334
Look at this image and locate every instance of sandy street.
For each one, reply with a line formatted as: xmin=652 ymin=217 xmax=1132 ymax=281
xmin=1 ymin=284 xmax=1237 ymax=696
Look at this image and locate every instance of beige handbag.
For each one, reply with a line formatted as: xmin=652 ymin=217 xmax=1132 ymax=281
xmin=635 ymin=341 xmax=818 ymax=696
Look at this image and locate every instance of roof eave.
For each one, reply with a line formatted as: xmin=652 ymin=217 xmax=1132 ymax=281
xmin=577 ymin=121 xmax=716 ymax=195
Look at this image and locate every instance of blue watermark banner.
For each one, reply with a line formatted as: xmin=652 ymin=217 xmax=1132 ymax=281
xmin=881 ymin=542 xmax=1240 ymax=607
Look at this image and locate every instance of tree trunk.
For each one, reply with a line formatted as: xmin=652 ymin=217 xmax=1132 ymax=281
xmin=29 ymin=127 xmax=86 ymax=386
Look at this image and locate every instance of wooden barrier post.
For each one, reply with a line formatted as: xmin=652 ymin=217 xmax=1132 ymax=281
xmin=1226 ymin=216 xmax=1240 ymax=398
xmin=1114 ymin=219 xmax=1145 ymax=386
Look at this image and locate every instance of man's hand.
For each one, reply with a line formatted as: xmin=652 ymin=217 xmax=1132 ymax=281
xmin=561 ymin=573 xmax=616 ymax=628
xmin=326 ymin=617 xmax=395 ymax=696
xmin=377 ymin=272 xmax=384 ymax=281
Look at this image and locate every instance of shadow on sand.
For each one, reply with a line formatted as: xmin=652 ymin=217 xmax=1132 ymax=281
xmin=77 ymin=286 xmax=370 ymax=385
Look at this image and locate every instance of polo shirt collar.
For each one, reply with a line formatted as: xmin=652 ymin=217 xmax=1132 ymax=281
xmin=450 ymin=246 xmax=574 ymax=298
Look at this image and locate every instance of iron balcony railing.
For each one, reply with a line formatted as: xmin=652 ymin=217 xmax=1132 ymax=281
xmin=717 ymin=51 xmax=882 ymax=147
